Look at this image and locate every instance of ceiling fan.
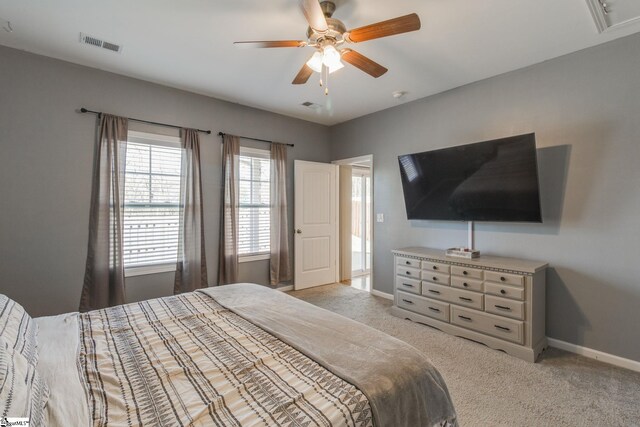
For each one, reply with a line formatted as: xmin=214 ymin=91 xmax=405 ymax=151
xmin=234 ymin=0 xmax=421 ymax=94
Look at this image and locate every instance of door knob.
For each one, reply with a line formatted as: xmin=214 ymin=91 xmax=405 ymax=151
xmin=295 ymin=229 xmax=302 ymax=234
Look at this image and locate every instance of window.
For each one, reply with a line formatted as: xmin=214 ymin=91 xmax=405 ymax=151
xmin=123 ymin=131 xmax=183 ymax=275
xmin=238 ymin=147 xmax=270 ymax=260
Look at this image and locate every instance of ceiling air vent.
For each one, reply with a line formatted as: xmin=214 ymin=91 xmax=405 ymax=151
xmin=301 ymin=101 xmax=322 ymax=110
xmin=586 ymin=0 xmax=640 ymax=33
xmin=79 ymin=32 xmax=123 ymax=53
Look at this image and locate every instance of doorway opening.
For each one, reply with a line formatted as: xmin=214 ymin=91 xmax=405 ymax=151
xmin=333 ymin=155 xmax=373 ymax=293
xmin=351 ymin=168 xmax=371 ymax=278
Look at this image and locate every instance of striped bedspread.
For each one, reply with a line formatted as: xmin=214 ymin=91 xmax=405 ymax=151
xmin=79 ymin=291 xmax=373 ymax=427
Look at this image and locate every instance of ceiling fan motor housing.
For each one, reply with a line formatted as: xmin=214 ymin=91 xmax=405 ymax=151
xmin=306 ymin=1 xmax=346 ymax=44
xmin=320 ymin=1 xmax=336 ymax=18
xmin=306 ymin=1 xmax=345 ymax=43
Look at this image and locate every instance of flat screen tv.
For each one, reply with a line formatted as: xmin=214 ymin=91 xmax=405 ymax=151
xmin=398 ymin=133 xmax=542 ymax=222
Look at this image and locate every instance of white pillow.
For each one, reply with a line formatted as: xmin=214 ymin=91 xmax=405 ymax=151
xmin=0 ymin=294 xmax=39 ymax=367
xmin=0 ymin=337 xmax=49 ymax=426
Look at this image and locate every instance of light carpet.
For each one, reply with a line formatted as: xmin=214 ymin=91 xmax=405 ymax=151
xmin=288 ymin=283 xmax=640 ymax=427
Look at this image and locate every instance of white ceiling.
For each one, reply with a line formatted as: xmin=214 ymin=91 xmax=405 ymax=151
xmin=1 ymin=0 xmax=639 ymax=126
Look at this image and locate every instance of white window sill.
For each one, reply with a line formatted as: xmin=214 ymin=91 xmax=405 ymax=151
xmin=238 ymin=253 xmax=270 ymax=263
xmin=125 ymin=263 xmax=176 ymax=277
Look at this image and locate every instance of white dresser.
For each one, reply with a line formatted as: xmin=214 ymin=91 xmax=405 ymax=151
xmin=391 ymin=247 xmax=548 ymax=362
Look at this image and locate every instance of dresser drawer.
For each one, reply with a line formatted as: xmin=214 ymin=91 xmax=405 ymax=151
xmin=451 ymin=306 xmax=524 ymax=344
xmin=397 ymin=291 xmax=423 ymax=313
xmin=422 ymin=261 xmax=451 ymax=274
xmin=397 ymin=291 xmax=450 ymax=322
xmin=484 ymin=282 xmax=525 ymax=301
xmin=421 ymin=270 xmax=450 ymax=286
xmin=395 ymin=276 xmax=421 ymax=295
xmin=421 ymin=282 xmax=451 ymax=301
xmin=420 ymin=297 xmax=450 ymax=322
xmin=421 ymin=282 xmax=483 ymax=310
xmin=397 ymin=266 xmax=421 ymax=280
xmin=451 ymin=276 xmax=483 ymax=293
xmin=485 ymin=295 xmax=525 ymax=320
xmin=484 ymin=271 xmax=524 ymax=287
xmin=451 ymin=266 xmax=483 ymax=280
xmin=396 ymin=256 xmax=421 ymax=269
xmin=447 ymin=286 xmax=484 ymax=310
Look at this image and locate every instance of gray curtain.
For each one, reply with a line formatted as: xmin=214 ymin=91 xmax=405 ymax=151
xmin=174 ymin=128 xmax=208 ymax=294
xmin=270 ymin=143 xmax=292 ymax=286
xmin=217 ymin=134 xmax=240 ymax=284
xmin=79 ymin=114 xmax=128 ymax=312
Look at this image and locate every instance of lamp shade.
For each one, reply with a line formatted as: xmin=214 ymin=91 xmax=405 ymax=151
xmin=322 ymin=45 xmax=342 ymax=68
xmin=306 ymin=51 xmax=323 ymax=73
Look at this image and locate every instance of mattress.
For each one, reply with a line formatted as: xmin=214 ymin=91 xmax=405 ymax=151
xmin=35 ymin=284 xmax=457 ymax=426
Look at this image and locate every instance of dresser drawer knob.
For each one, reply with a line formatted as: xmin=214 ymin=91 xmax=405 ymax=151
xmin=402 ymin=299 xmax=414 ymax=304
xmin=405 ymin=261 xmax=411 ymax=265
xmin=495 ymin=325 xmax=511 ymax=332
xmin=500 ymin=276 xmax=507 ymax=282
xmin=463 ymin=271 xmax=468 ymax=276
xmin=500 ymin=289 xmax=507 ymax=295
xmin=458 ymin=315 xmax=472 ymax=321
xmin=432 ymin=266 xmax=437 ymax=270
xmin=463 ymin=282 xmax=469 ymax=287
xmin=428 ymin=307 xmax=441 ymax=313
xmin=459 ymin=297 xmax=472 ymax=302
xmin=432 ymin=276 xmax=438 ymax=281
xmin=428 ymin=289 xmax=440 ymax=295
xmin=406 ymin=271 xmax=411 ymax=275
xmin=495 ymin=305 xmax=511 ymax=311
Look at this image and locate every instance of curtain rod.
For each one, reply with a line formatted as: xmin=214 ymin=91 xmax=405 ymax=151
xmin=218 ymin=132 xmax=294 ymax=147
xmin=78 ymin=108 xmax=212 ymax=135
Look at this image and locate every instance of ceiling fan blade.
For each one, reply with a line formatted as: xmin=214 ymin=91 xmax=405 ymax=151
xmin=299 ymin=0 xmax=329 ymax=33
xmin=292 ymin=63 xmax=314 ymax=85
xmin=346 ymin=13 xmax=421 ymax=43
xmin=234 ymin=40 xmax=307 ymax=48
xmin=341 ymin=49 xmax=388 ymax=78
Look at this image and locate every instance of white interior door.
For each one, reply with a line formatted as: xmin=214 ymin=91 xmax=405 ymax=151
xmin=294 ymin=160 xmax=338 ymax=290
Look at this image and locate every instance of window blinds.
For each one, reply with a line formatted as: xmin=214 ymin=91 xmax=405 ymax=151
xmin=238 ymin=151 xmax=271 ymax=255
xmin=123 ymin=141 xmax=182 ymax=267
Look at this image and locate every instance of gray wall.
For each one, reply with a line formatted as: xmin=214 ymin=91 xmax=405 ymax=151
xmin=2 ymin=31 xmax=639 ymax=362
xmin=0 ymin=45 xmax=330 ymax=316
xmin=330 ymin=33 xmax=640 ymax=361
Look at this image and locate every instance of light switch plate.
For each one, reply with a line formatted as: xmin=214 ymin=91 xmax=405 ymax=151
xmin=376 ymin=213 xmax=384 ymax=223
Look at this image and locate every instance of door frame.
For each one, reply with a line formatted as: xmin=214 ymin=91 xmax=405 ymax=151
xmin=332 ymin=154 xmax=374 ymax=293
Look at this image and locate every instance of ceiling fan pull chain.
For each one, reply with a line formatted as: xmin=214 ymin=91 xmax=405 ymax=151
xmin=325 ymin=66 xmax=329 ymax=95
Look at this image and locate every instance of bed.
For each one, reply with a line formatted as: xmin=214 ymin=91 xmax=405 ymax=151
xmin=3 ymin=284 xmax=457 ymax=426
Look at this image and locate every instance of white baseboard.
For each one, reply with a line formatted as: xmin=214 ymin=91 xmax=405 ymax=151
xmin=277 ymin=285 xmax=294 ymax=292
xmin=548 ymin=338 xmax=640 ymax=373
xmin=370 ymin=289 xmax=394 ymax=300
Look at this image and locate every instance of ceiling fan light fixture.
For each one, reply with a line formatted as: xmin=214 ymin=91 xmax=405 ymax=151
xmin=328 ymin=60 xmax=344 ymax=73
xmin=307 ymin=46 xmax=344 ymax=74
xmin=306 ymin=51 xmax=324 ymax=73
xmin=322 ymin=45 xmax=342 ymax=69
